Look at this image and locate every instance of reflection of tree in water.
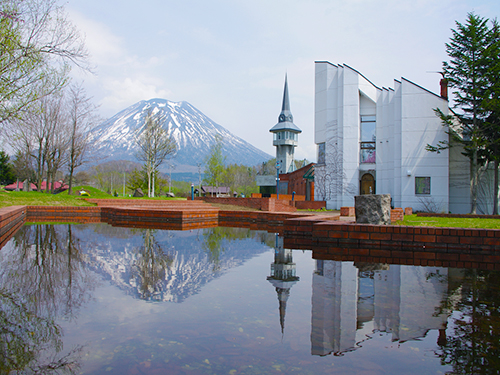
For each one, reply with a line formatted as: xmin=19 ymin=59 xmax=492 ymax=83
xmin=0 ymin=224 xmax=96 ymax=373
xmin=436 ymin=269 xmax=500 ymax=373
xmin=202 ymin=227 xmax=260 ymax=270
xmin=0 ymin=289 xmax=82 ymax=374
xmin=130 ymin=229 xmax=174 ymax=301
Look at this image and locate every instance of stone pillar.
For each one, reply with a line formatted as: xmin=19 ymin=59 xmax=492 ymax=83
xmin=355 ymin=194 xmax=391 ymax=225
xmin=22 ymin=179 xmax=31 ymax=192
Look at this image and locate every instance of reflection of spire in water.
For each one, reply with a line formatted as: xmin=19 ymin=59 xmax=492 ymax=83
xmin=267 ymin=235 xmax=299 ymax=336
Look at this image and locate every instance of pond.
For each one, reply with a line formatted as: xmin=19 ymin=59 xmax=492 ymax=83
xmin=1 ymin=223 xmax=499 ymax=374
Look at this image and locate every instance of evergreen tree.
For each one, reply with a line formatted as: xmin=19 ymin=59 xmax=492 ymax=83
xmin=482 ymin=19 xmax=500 ymax=214
xmin=428 ymin=13 xmax=497 ymax=213
xmin=0 ymin=150 xmax=15 ymax=185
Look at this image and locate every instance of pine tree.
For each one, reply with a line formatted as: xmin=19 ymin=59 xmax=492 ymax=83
xmin=428 ymin=13 xmax=495 ymax=214
xmin=0 ymin=150 xmax=15 ymax=185
xmin=482 ymin=19 xmax=500 ymax=214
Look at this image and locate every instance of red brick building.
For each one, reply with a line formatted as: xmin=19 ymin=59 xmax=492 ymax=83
xmin=279 ymin=163 xmax=315 ymax=200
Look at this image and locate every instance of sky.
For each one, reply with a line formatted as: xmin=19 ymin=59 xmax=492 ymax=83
xmin=65 ymin=0 xmax=500 ymax=163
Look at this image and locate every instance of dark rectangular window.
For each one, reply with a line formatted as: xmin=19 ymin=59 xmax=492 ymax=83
xmin=317 ymin=143 xmax=325 ymax=164
xmin=415 ymin=177 xmax=431 ymax=195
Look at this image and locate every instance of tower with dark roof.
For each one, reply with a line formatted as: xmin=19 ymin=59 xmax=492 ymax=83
xmin=270 ymin=75 xmax=302 ymax=174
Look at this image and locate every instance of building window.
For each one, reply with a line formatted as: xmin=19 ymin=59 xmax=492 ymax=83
xmin=360 ymin=142 xmax=376 ymax=163
xmin=317 ymin=143 xmax=325 ymax=164
xmin=415 ymin=177 xmax=431 ymax=195
xmin=360 ymin=115 xmax=376 ymax=163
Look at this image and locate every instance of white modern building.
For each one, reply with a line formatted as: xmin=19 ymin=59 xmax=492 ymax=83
xmin=314 ymin=61 xmax=473 ymax=213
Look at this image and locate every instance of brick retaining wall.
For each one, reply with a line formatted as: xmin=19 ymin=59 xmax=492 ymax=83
xmin=340 ymin=207 xmax=355 ymax=216
xmin=284 ymin=220 xmax=500 ymax=270
xmin=391 ymin=208 xmax=404 ymax=223
xmin=196 ymin=197 xmax=297 ymax=212
xmin=26 ymin=206 xmax=101 ymax=223
xmin=0 ymin=206 xmax=26 ymax=249
xmin=270 ymin=194 xmax=305 ymax=201
xmin=101 ymin=205 xmax=219 ymax=229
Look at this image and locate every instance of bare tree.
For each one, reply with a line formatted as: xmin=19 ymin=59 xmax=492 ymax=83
xmin=0 ymin=0 xmax=90 ymax=125
xmin=43 ymin=93 xmax=68 ymax=193
xmin=417 ymin=196 xmax=445 ymax=213
xmin=9 ymin=92 xmax=67 ymax=191
xmin=135 ymin=111 xmax=177 ymax=197
xmin=9 ymin=97 xmax=51 ymax=190
xmin=66 ymin=83 xmax=99 ymax=195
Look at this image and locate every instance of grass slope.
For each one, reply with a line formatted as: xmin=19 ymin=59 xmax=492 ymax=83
xmin=0 ymin=185 xmax=185 ymax=208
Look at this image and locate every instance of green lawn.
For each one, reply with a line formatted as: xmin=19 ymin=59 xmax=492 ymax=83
xmin=0 ymin=185 xmax=185 ymax=208
xmin=400 ymin=214 xmax=500 ymax=229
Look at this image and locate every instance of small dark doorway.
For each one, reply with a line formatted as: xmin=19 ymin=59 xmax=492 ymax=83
xmin=360 ymin=173 xmax=375 ymax=195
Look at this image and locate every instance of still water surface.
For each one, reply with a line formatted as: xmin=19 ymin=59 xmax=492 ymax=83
xmin=1 ymin=223 xmax=499 ymax=374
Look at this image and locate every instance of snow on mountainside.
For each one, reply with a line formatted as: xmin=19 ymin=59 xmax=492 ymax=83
xmin=89 ymin=98 xmax=272 ymax=170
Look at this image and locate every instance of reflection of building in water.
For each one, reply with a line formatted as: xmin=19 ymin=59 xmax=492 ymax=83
xmin=311 ymin=260 xmax=449 ymax=356
xmin=311 ymin=260 xmax=358 ymax=355
xmin=267 ymin=235 xmax=299 ymax=335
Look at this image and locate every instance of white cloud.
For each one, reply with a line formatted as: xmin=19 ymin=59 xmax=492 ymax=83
xmin=67 ymin=10 xmax=126 ymax=66
xmin=100 ymin=78 xmax=172 ymax=114
xmin=64 ymin=0 xmax=500 ymax=163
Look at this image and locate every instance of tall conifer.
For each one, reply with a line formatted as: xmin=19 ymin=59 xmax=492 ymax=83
xmin=482 ymin=19 xmax=500 ymax=214
xmin=430 ymin=13 xmax=493 ymax=213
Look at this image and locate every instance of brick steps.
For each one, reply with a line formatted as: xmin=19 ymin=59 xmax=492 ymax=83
xmin=195 ymin=197 xmax=298 ymax=212
xmin=1 ymin=203 xmax=500 ymax=270
xmin=26 ymin=206 xmax=101 ymax=223
xmin=218 ymin=210 xmax=313 ymax=233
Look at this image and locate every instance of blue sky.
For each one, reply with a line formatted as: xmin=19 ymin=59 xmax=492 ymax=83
xmin=66 ymin=0 xmax=500 ymax=162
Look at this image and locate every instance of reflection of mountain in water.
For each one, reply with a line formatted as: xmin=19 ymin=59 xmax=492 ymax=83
xmin=72 ymin=225 xmax=273 ymax=303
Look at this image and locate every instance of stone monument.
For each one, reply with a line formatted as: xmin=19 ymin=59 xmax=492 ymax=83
xmin=355 ymin=194 xmax=391 ymax=225
xmin=133 ymin=188 xmax=144 ymax=197
xmin=22 ymin=179 xmax=31 ymax=192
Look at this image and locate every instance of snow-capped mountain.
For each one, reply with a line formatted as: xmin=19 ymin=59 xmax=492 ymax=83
xmin=90 ymin=98 xmax=272 ymax=170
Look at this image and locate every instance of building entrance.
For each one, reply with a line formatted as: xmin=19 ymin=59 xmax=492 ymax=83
xmin=360 ymin=173 xmax=375 ymax=195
